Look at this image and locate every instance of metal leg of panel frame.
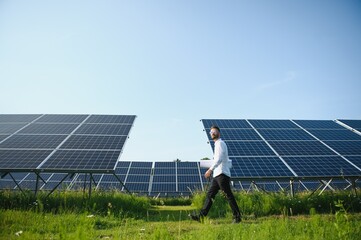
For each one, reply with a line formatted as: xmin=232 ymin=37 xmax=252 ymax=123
xmin=289 ymin=179 xmax=294 ymax=198
xmin=319 ymin=179 xmax=334 ymax=195
xmin=45 ymin=173 xmax=70 ymax=198
xmin=9 ymin=173 xmax=26 ymax=196
xmin=113 ymin=173 xmax=130 ymax=194
xmin=307 ymin=181 xmax=324 ymax=199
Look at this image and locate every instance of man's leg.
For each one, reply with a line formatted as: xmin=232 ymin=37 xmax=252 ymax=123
xmin=217 ymin=174 xmax=241 ymax=221
xmin=200 ymin=178 xmax=220 ymax=217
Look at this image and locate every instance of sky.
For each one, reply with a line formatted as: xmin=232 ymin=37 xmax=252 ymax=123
xmin=0 ymin=1 xmax=360 ymax=161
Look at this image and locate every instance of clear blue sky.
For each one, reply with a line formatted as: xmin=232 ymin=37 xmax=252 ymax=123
xmin=1 ymin=1 xmax=360 ymax=161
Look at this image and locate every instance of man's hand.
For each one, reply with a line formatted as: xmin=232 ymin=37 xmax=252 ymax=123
xmin=204 ymin=169 xmax=213 ymax=179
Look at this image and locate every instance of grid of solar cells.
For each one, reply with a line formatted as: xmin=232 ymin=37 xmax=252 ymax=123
xmin=339 ymin=119 xmax=361 ymax=131
xmin=19 ymin=123 xmax=79 ymax=135
xmin=324 ymin=141 xmax=361 ymax=156
xmin=0 ymin=123 xmax=27 ymax=134
xmin=16 ymin=173 xmax=53 ymax=190
xmin=293 ymin=120 xmax=345 ymax=129
xmin=230 ymin=157 xmax=294 ymax=178
xmin=60 ymin=135 xmax=127 ymax=150
xmin=212 ymin=141 xmax=276 ymax=156
xmin=283 ymin=156 xmax=361 ymax=177
xmin=0 ymin=134 xmax=68 ymax=149
xmin=74 ymin=124 xmax=132 ymax=135
xmin=0 ymin=150 xmax=52 ymax=170
xmin=202 ymin=119 xmax=251 ymax=129
xmin=248 ymin=120 xmax=299 ymax=129
xmin=208 ymin=129 xmax=262 ymax=141
xmin=41 ymin=150 xmax=121 ymax=171
xmin=96 ymin=165 xmax=128 ymax=190
xmin=307 ymin=129 xmax=361 ymax=141
xmin=41 ymin=173 xmax=74 ymax=190
xmin=0 ymin=114 xmax=41 ymax=123
xmin=152 ymin=162 xmax=176 ymax=193
xmin=268 ymin=141 xmax=336 ymax=156
xmin=36 ymin=114 xmax=88 ymax=123
xmin=344 ymin=156 xmax=361 ymax=169
xmin=124 ymin=162 xmax=152 ymax=193
xmin=177 ymin=162 xmax=202 ymax=194
xmin=0 ymin=135 xmax=9 ymax=142
xmin=85 ymin=115 xmax=136 ymax=124
xmin=257 ymin=129 xmax=315 ymax=141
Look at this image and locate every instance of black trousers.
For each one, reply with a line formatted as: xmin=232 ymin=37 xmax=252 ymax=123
xmin=200 ymin=174 xmax=241 ymax=218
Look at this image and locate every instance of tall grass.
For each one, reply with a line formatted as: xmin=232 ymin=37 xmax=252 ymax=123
xmin=0 ymin=190 xmax=151 ymax=218
xmin=191 ymin=190 xmax=361 ymax=218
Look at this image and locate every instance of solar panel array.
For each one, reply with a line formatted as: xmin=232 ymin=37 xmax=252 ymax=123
xmin=0 ymin=161 xmax=205 ymax=196
xmin=0 ymin=114 xmax=135 ymax=173
xmin=202 ymin=119 xmax=361 ymax=179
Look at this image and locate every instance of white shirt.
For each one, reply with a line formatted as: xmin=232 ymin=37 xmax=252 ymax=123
xmin=210 ymin=138 xmax=231 ymax=178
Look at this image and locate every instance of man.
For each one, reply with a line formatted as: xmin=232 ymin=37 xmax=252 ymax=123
xmin=191 ymin=125 xmax=241 ymax=223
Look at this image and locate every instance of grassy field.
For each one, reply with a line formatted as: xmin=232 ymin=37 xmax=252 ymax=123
xmin=1 ymin=190 xmax=361 ymax=239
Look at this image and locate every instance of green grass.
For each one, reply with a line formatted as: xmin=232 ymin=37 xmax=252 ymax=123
xmin=1 ymin=190 xmax=361 ymax=239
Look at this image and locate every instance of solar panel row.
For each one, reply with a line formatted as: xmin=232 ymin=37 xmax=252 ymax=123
xmin=0 ymin=114 xmax=136 ymax=173
xmin=202 ymin=119 xmax=361 ymax=179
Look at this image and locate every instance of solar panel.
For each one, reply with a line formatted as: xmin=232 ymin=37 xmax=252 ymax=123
xmin=230 ymin=157 xmax=295 ymax=178
xmin=338 ymin=120 xmax=361 ymax=130
xmin=19 ymin=123 xmax=79 ymax=135
xmin=0 ymin=123 xmax=27 ymax=134
xmin=293 ymin=120 xmax=345 ymax=129
xmin=307 ymin=129 xmax=361 ymax=141
xmin=283 ymin=156 xmax=361 ymax=177
xmin=344 ymin=156 xmax=361 ymax=169
xmin=0 ymin=150 xmax=52 ymax=170
xmin=202 ymin=119 xmax=251 ymax=129
xmin=85 ymin=115 xmax=136 ymax=124
xmin=0 ymin=135 xmax=9 ymax=142
xmin=211 ymin=129 xmax=262 ymax=141
xmin=41 ymin=150 xmax=122 ymax=172
xmin=74 ymin=124 xmax=132 ymax=135
xmin=268 ymin=141 xmax=336 ymax=156
xmin=36 ymin=114 xmax=88 ymax=123
xmin=248 ymin=120 xmax=299 ymax=129
xmin=60 ymin=135 xmax=127 ymax=150
xmin=0 ymin=134 xmax=68 ymax=149
xmin=213 ymin=141 xmax=276 ymax=156
xmin=257 ymin=129 xmax=315 ymax=141
xmin=0 ymin=114 xmax=41 ymax=123
xmin=324 ymin=141 xmax=361 ymax=155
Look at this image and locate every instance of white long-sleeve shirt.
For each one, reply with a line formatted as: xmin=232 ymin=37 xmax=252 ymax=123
xmin=210 ymin=138 xmax=231 ymax=178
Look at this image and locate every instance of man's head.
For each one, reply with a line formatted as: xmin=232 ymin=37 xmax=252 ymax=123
xmin=209 ymin=125 xmax=220 ymax=140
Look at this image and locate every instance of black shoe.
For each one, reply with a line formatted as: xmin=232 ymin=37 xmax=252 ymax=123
xmin=232 ymin=217 xmax=241 ymax=224
xmin=189 ymin=213 xmax=201 ymax=222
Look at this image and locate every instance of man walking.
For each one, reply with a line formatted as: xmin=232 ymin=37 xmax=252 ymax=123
xmin=191 ymin=125 xmax=241 ymax=223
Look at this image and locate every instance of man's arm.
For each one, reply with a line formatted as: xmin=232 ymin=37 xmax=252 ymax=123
xmin=205 ymin=141 xmax=225 ymax=178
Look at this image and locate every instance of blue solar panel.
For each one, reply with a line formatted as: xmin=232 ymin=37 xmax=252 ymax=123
xmin=126 ymin=175 xmax=151 ymax=182
xmin=60 ymin=135 xmax=127 ymax=150
xmin=74 ymin=124 xmax=132 ymax=135
xmin=307 ymin=130 xmax=361 ymax=141
xmin=178 ymin=175 xmax=200 ymax=183
xmin=257 ymin=129 xmax=315 ymax=141
xmin=116 ymin=161 xmax=131 ymax=168
xmin=153 ymin=175 xmax=176 ymax=182
xmin=293 ymin=120 xmax=345 ymax=129
xmin=125 ymin=183 xmax=149 ymax=192
xmin=0 ymin=150 xmax=52 ymax=170
xmin=0 ymin=135 xmax=9 ymax=142
xmin=36 ymin=115 xmax=88 ymax=123
xmin=0 ymin=134 xmax=68 ymax=149
xmin=154 ymin=168 xmax=175 ymax=175
xmin=177 ymin=162 xmax=198 ymax=168
xmin=115 ymin=167 xmax=129 ymax=175
xmin=19 ymin=123 xmax=79 ymax=135
xmin=230 ymin=157 xmax=294 ymax=178
xmin=249 ymin=120 xmax=298 ymax=129
xmin=154 ymin=162 xmax=176 ymax=168
xmin=283 ymin=156 xmax=361 ymax=177
xmin=210 ymin=129 xmax=262 ymax=141
xmin=128 ymin=167 xmax=152 ymax=175
xmin=202 ymin=119 xmax=251 ymax=129
xmin=177 ymin=168 xmax=199 ymax=175
xmin=152 ymin=183 xmax=176 ymax=192
xmin=344 ymin=156 xmax=361 ymax=169
xmin=268 ymin=141 xmax=336 ymax=156
xmin=85 ymin=115 xmax=136 ymax=124
xmin=101 ymin=174 xmax=126 ymax=182
xmin=0 ymin=124 xmax=27 ymax=134
xmin=324 ymin=141 xmax=361 ymax=155
xmin=131 ymin=162 xmax=152 ymax=168
xmin=212 ymin=141 xmax=275 ymax=156
xmin=0 ymin=114 xmax=41 ymax=123
xmin=338 ymin=120 xmax=361 ymax=130
xmin=41 ymin=150 xmax=121 ymax=171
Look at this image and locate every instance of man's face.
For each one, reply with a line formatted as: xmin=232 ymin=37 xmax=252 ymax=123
xmin=209 ymin=128 xmax=220 ymax=140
